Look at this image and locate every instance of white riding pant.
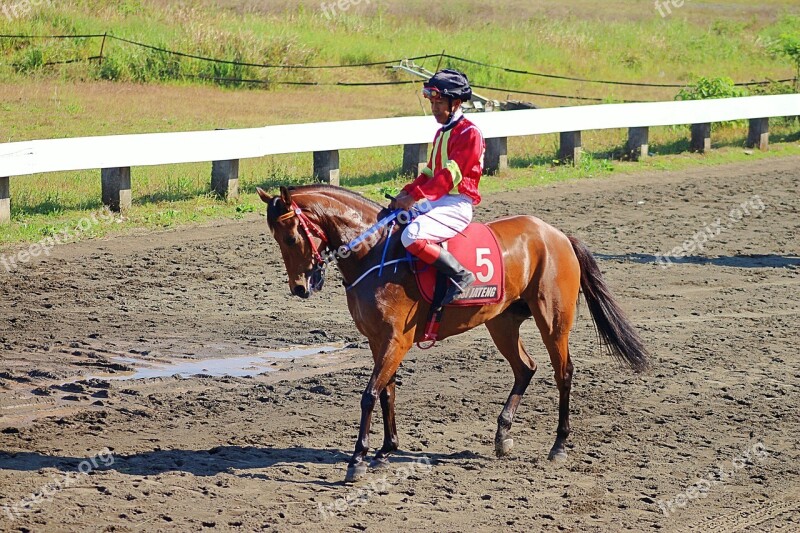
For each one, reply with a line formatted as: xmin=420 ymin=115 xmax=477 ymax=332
xmin=400 ymin=194 xmax=474 ymax=247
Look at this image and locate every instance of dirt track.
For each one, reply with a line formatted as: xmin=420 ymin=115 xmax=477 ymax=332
xmin=1 ymin=157 xmax=799 ymax=532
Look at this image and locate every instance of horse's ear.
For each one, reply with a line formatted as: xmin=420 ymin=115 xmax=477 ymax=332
xmin=256 ymin=187 xmax=271 ymax=204
xmin=280 ymin=186 xmax=292 ymax=206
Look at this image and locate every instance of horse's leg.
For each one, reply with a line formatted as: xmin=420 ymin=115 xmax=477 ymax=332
xmin=528 ymin=287 xmax=578 ymax=461
xmin=370 ymin=372 xmax=398 ymax=468
xmin=519 ymin=240 xmax=580 ymax=461
xmin=485 ymin=311 xmax=537 ymax=457
xmin=543 ymin=336 xmax=574 ymax=461
xmin=347 ymin=341 xmax=408 ymax=482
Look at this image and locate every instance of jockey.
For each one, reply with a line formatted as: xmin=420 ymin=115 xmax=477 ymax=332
xmin=390 ymin=68 xmax=485 ymax=307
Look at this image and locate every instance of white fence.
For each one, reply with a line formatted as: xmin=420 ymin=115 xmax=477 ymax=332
xmin=0 ymin=94 xmax=798 ymax=223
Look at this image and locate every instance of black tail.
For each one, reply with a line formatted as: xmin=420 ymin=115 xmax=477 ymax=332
xmin=568 ymin=236 xmax=650 ymax=373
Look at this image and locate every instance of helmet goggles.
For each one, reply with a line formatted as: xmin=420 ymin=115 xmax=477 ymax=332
xmin=422 ymin=86 xmax=443 ymax=101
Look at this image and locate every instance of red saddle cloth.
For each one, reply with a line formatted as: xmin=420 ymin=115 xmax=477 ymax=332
xmin=414 ymin=223 xmax=505 ymax=306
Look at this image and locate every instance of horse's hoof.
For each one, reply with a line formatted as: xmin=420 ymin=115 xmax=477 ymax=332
xmin=495 ymin=438 xmax=514 ymax=457
xmin=369 ymin=456 xmax=390 ymax=470
xmin=547 ymin=449 xmax=568 ymax=462
xmin=345 ymin=463 xmax=368 ymax=483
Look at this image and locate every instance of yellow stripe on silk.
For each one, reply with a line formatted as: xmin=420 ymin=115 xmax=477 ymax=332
xmin=439 ymin=128 xmax=462 ymax=193
xmin=446 ymin=159 xmax=463 ymax=193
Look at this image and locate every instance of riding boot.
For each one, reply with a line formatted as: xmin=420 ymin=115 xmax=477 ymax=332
xmin=432 ymin=248 xmax=476 ymax=307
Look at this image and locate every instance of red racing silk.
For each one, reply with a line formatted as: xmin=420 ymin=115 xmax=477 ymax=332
xmin=401 ymin=115 xmax=485 ymax=205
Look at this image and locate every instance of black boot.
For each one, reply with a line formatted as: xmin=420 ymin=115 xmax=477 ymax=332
xmin=432 ymin=248 xmax=476 ymax=307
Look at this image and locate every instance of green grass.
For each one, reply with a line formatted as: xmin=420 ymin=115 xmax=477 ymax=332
xmin=0 ymin=1 xmax=798 ymax=102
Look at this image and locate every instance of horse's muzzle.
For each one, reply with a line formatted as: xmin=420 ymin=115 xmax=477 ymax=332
xmin=293 ymin=285 xmax=310 ymax=298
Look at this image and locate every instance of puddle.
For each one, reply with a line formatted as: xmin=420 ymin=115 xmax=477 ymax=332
xmin=91 ymin=345 xmax=343 ymax=381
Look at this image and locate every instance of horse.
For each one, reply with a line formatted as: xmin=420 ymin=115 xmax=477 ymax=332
xmin=256 ymin=184 xmax=649 ymax=482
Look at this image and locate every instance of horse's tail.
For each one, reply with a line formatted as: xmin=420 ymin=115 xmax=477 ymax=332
xmin=568 ymin=236 xmax=650 ymax=373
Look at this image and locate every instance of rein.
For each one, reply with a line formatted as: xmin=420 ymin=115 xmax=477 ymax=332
xmin=279 ymin=199 xmax=417 ymax=291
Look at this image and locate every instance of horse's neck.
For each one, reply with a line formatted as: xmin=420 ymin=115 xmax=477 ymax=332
xmin=305 ymin=193 xmax=392 ymax=284
xmin=317 ymin=202 xmax=377 ymax=247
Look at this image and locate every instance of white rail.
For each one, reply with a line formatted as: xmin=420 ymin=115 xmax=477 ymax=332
xmin=0 ymin=94 xmax=798 ymax=223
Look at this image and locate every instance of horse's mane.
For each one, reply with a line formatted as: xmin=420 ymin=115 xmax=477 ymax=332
xmin=267 ymin=184 xmax=382 ymax=227
xmin=297 ymin=184 xmax=382 ymax=210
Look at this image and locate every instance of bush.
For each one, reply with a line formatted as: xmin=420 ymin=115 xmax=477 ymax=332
xmin=675 ymin=76 xmax=748 ymax=101
xmin=94 ymin=55 xmax=124 ymax=81
xmin=13 ymin=47 xmax=45 ymax=73
xmin=748 ymin=80 xmax=795 ymax=96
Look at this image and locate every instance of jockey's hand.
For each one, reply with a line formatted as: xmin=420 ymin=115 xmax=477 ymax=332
xmin=392 ymin=191 xmax=416 ymax=211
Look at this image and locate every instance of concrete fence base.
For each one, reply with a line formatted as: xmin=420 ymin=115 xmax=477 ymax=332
xmin=484 ymin=137 xmax=508 ymax=174
xmin=559 ymin=131 xmax=582 ymax=166
xmin=402 ymin=143 xmax=428 ymax=176
xmin=747 ymin=118 xmax=769 ymax=151
xmin=690 ymin=123 xmax=712 ymax=153
xmin=101 ymin=167 xmax=131 ymax=212
xmin=212 ymin=159 xmax=240 ymax=199
xmin=313 ymin=150 xmax=340 ymax=186
xmin=0 ymin=177 xmax=9 ymax=225
xmin=626 ymin=127 xmax=649 ymax=161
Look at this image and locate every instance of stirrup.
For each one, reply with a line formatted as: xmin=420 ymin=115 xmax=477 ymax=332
xmin=417 ymin=310 xmax=442 ymax=350
xmin=441 ymin=273 xmax=475 ymax=307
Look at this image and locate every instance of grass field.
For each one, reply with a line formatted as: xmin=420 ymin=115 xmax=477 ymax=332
xmin=2 ymin=1 xmax=798 ymax=101
xmin=1 ymin=0 xmax=799 ymax=244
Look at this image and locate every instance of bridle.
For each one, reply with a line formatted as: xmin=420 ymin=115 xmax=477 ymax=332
xmin=276 ymin=201 xmax=333 ymax=291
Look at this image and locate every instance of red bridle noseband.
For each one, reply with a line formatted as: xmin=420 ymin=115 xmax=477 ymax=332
xmin=276 ymin=201 xmax=330 ymax=266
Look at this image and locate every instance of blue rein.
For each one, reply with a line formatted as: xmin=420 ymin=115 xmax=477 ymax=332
xmin=345 ymin=210 xmax=400 ymax=251
xmin=342 ymin=208 xmax=418 ymax=291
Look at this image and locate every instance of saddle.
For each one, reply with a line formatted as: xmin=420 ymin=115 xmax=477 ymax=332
xmin=413 ymin=223 xmax=505 ymax=348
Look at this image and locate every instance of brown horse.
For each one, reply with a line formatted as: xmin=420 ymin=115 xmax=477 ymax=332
xmin=257 ymin=184 xmax=648 ymax=482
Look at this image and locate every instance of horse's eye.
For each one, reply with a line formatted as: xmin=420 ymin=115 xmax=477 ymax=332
xmin=284 ymin=235 xmax=298 ymax=246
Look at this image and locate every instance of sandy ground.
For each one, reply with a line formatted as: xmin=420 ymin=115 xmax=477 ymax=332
xmin=1 ymin=157 xmax=799 ymax=532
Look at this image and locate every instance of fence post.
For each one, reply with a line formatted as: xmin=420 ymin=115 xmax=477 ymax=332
xmin=559 ymin=131 xmax=582 ymax=166
xmin=690 ymin=123 xmax=711 ymax=153
xmin=0 ymin=177 xmax=9 ymax=224
xmin=402 ymin=143 xmax=428 ymax=176
xmin=626 ymin=127 xmax=649 ymax=161
xmin=101 ymin=167 xmax=131 ymax=212
xmin=211 ymin=159 xmax=240 ymax=199
xmin=746 ymin=118 xmax=769 ymax=151
xmin=484 ymin=137 xmax=508 ymax=174
xmin=313 ymin=150 xmax=339 ymax=186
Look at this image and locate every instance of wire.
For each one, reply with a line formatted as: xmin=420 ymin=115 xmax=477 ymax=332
xmin=0 ymin=33 xmax=106 ymax=38
xmin=187 ymin=75 xmax=417 ymax=87
xmin=442 ymin=53 xmax=795 ymax=88
xmin=187 ymin=76 xmax=642 ymax=103
xmin=471 ymin=83 xmax=647 ymax=103
xmin=108 ymin=35 xmax=438 ymax=70
xmin=43 ymin=56 xmax=102 ymax=66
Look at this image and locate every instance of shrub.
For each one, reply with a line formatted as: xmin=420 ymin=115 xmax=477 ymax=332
xmin=13 ymin=47 xmax=45 ymax=73
xmin=675 ymin=76 xmax=748 ymax=101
